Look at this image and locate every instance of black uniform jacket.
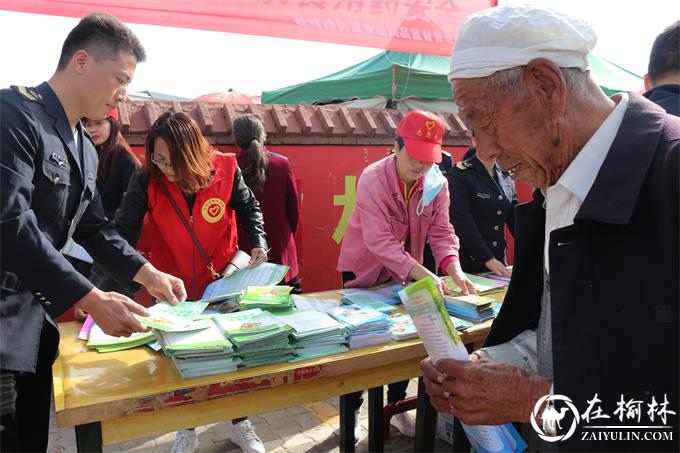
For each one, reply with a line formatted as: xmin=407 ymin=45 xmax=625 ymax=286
xmin=643 ymin=84 xmax=680 ymax=117
xmin=485 ymin=93 xmax=679 ymax=451
xmin=0 ymin=83 xmax=147 ymax=373
xmin=447 ymin=152 xmax=517 ymax=273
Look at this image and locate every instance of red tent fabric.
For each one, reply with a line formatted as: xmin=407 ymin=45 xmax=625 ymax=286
xmin=192 ymin=91 xmax=257 ymax=104
xmin=1 ymin=0 xmax=495 ymax=56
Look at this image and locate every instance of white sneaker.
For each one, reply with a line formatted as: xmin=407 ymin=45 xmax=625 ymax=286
xmin=226 ymin=420 xmax=265 ymax=453
xmin=170 ymin=429 xmax=199 ymax=453
xmin=390 ymin=411 xmax=416 ymax=438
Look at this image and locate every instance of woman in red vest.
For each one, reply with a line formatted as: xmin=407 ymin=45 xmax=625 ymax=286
xmin=233 ymin=114 xmax=301 ymax=292
xmin=114 ymin=112 xmax=267 ymax=453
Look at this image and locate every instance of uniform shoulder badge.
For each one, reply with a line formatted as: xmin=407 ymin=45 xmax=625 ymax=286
xmin=456 ymin=160 xmax=472 ymax=170
xmin=11 ymin=86 xmax=43 ymax=102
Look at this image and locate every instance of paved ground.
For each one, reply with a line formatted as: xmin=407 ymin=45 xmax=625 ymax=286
xmin=47 ymin=378 xmax=455 ymax=452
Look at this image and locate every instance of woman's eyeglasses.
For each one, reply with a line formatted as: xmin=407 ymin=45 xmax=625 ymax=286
xmin=151 ymin=153 xmax=172 ymax=170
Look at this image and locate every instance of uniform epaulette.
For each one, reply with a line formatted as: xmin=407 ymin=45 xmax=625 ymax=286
xmin=456 ymin=160 xmax=472 ymax=170
xmin=11 ymin=86 xmax=42 ymax=102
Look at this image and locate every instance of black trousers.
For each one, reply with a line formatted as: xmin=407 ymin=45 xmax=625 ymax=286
xmin=341 ymin=272 xmax=410 ymax=413
xmin=1 ymin=319 xmax=59 ymax=452
xmin=345 ymin=380 xmax=409 ymax=412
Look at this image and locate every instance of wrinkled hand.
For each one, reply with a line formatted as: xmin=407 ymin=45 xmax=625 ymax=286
xmin=248 ymin=247 xmax=268 ymax=268
xmin=485 ymin=258 xmax=511 ymax=277
xmin=421 ymin=357 xmax=452 ymax=413
xmin=433 ymin=357 xmax=551 ymax=425
xmin=75 ymin=287 xmax=149 ymax=337
xmin=133 ymin=263 xmax=186 ymax=305
xmin=445 ymin=261 xmax=476 ymax=295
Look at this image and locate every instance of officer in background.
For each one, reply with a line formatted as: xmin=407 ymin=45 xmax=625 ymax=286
xmin=446 ymin=134 xmax=517 ymax=276
xmin=643 ymin=20 xmax=679 ymax=117
xmin=0 ymin=14 xmax=186 ymax=451
xmin=422 ymin=150 xmax=452 ymax=273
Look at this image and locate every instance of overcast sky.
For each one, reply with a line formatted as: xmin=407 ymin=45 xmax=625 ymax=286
xmin=0 ymin=0 xmax=675 ymax=99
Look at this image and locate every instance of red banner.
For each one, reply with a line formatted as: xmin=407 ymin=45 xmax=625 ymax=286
xmin=1 ymin=0 xmax=494 ymax=56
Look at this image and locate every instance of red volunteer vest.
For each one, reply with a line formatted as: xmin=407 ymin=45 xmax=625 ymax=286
xmin=146 ymin=152 xmax=238 ymax=299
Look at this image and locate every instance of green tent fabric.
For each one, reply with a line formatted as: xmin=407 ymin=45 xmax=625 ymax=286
xmin=261 ymin=51 xmax=642 ymax=105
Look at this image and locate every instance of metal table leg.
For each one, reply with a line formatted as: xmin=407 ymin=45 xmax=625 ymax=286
xmin=367 ymin=386 xmax=384 ymax=452
xmin=339 ymin=394 xmax=356 ymax=452
xmin=414 ymin=377 xmax=437 ymax=452
xmin=75 ymin=421 xmax=102 ymax=453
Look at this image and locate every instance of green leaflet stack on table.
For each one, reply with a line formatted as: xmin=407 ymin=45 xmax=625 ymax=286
xmin=87 ymin=324 xmax=155 ymax=352
xmin=214 ymin=308 xmax=294 ymax=367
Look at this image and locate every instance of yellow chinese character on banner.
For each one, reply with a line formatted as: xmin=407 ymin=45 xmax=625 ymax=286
xmin=332 ymin=175 xmax=357 ymax=244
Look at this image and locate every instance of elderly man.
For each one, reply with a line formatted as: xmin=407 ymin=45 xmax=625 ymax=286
xmin=421 ymin=5 xmax=679 ymax=451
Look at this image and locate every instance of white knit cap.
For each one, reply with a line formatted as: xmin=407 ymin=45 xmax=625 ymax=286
xmin=448 ymin=4 xmax=597 ymax=81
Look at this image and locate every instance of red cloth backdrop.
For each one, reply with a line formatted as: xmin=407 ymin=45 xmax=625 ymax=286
xmin=1 ymin=0 xmax=495 ymax=56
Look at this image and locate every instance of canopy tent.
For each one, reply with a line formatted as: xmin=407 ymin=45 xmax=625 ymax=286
xmin=261 ymin=51 xmax=643 ymax=107
xmin=192 ymin=91 xmax=260 ymax=104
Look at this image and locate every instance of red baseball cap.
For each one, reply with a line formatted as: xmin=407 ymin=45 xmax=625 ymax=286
xmin=107 ymin=108 xmax=119 ymax=121
xmin=397 ymin=110 xmax=445 ymax=164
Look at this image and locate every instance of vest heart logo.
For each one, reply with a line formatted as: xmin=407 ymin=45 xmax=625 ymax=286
xmin=202 ymin=198 xmax=225 ymax=223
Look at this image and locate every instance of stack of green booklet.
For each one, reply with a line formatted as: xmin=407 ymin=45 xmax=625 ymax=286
xmin=214 ymin=309 xmax=294 ymax=367
xmin=156 ymin=318 xmax=241 ymax=378
xmin=237 ymin=286 xmax=294 ymax=311
xmin=273 ymin=308 xmax=348 ymax=361
xmin=170 ymin=354 xmax=241 ymax=379
xmin=87 ymin=323 xmax=155 ymax=352
xmin=441 ymin=273 xmax=508 ymax=295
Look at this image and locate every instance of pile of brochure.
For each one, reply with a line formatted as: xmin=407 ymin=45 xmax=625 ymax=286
xmin=273 ymin=308 xmax=348 ymax=361
xmin=340 ymin=293 xmax=397 ymax=314
xmin=157 ymin=319 xmax=241 ymax=378
xmin=213 ymin=309 xmax=294 ymax=367
xmin=291 ymin=294 xmax=342 ymax=313
xmin=387 ymin=312 xmax=419 ymax=341
xmin=238 ymin=286 xmax=294 ymax=311
xmin=86 ymin=323 xmax=155 ymax=352
xmin=202 ymin=251 xmax=290 ymax=302
xmin=443 ymin=294 xmax=500 ymax=322
xmin=328 ymin=305 xmax=390 ymax=349
xmin=441 ymin=273 xmax=508 ymax=296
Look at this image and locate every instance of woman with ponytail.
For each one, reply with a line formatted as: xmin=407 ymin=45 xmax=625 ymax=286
xmin=233 ymin=114 xmax=302 ymax=292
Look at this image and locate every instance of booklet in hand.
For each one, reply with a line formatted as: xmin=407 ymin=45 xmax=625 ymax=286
xmin=398 ymin=277 xmax=527 ymax=453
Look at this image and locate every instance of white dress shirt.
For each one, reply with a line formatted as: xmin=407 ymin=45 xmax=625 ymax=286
xmin=544 ymin=93 xmax=629 ymax=273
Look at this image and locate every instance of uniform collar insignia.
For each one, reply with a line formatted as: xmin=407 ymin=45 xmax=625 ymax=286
xmin=12 ymin=85 xmax=43 ymax=102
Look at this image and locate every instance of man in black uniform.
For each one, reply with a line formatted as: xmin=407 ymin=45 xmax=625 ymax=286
xmin=0 ymin=14 xmax=186 ymax=451
xmin=643 ymin=20 xmax=679 ymax=117
xmin=447 ymin=139 xmax=516 ymax=276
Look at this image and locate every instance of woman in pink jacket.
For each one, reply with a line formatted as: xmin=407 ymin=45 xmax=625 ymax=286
xmin=337 ymin=110 xmax=474 ymax=443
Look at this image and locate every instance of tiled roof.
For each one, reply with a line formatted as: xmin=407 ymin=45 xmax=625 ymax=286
xmin=118 ymin=101 xmax=471 ymax=146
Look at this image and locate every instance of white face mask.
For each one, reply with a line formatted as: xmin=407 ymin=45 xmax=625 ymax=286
xmin=417 ymin=164 xmax=444 ymax=215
